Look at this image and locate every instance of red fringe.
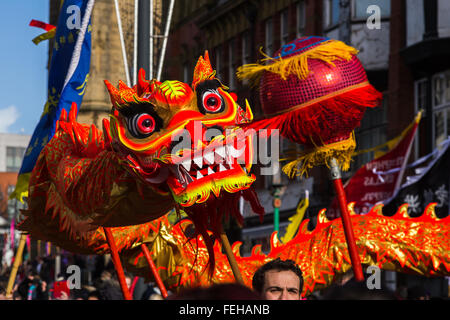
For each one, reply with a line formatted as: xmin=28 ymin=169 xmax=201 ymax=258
xmin=184 ymin=192 xmax=243 ymax=277
xmin=247 ymin=84 xmax=382 ymax=147
xmin=183 ymin=187 xmax=264 ymax=277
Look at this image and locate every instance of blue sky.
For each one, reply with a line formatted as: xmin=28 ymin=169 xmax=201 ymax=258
xmin=0 ymin=1 xmax=49 ymax=135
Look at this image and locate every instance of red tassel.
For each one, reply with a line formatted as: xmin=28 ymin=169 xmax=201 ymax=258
xmin=247 ymin=84 xmax=382 ymax=147
xmin=29 ymin=19 xmax=56 ymax=32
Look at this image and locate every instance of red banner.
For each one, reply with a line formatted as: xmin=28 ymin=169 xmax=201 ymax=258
xmin=328 ymin=115 xmax=420 ymax=219
xmin=29 ymin=19 xmax=56 ymax=32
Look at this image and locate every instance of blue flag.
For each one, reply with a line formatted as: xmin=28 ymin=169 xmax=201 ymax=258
xmin=12 ymin=0 xmax=95 ymax=201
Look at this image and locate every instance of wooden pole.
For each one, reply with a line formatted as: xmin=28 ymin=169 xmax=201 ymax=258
xmin=140 ymin=243 xmax=168 ymax=298
xmin=114 ymin=0 xmax=131 ymax=86
xmin=55 ymin=247 xmax=61 ymax=282
xmin=103 ymin=227 xmax=133 ymax=300
xmin=329 ymin=158 xmax=364 ymax=281
xmin=37 ymin=239 xmax=41 ymax=257
xmin=6 ymin=234 xmax=27 ymax=298
xmin=220 ymin=232 xmax=244 ymax=285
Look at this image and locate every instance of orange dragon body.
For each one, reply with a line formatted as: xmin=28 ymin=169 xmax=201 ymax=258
xmin=20 ymin=51 xmax=263 ymax=272
xmin=122 ymin=203 xmax=450 ymax=296
xmin=18 ymin=51 xmax=450 ymax=296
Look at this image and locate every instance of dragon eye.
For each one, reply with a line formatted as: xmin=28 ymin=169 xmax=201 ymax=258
xmin=202 ymin=91 xmax=223 ymax=113
xmin=137 ymin=114 xmax=155 ymax=133
xmin=128 ymin=113 xmax=156 ymax=137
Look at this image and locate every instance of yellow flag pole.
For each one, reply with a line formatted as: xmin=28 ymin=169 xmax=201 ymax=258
xmin=220 ymin=232 xmax=244 ymax=285
xmin=6 ymin=234 xmax=27 ymax=298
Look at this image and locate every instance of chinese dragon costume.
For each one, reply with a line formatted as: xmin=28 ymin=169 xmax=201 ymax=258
xmin=18 ymin=45 xmax=450 ymax=297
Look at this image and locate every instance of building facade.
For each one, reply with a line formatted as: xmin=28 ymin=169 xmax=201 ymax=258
xmin=165 ymin=0 xmax=449 ymax=297
xmin=0 ymin=133 xmax=30 ymax=224
xmin=165 ymin=0 xmax=391 ymax=248
xmin=0 ymin=133 xmax=30 ymax=173
xmin=41 ymin=0 xmax=449 ymax=296
xmin=49 ymin=0 xmax=167 ymax=127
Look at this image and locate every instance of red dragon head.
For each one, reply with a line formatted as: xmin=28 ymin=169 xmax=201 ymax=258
xmin=104 ymin=52 xmax=264 ymax=273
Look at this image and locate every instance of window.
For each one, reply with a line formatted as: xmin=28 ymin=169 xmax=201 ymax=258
xmin=280 ymin=9 xmax=289 ymax=46
xmin=414 ymin=73 xmax=450 ymax=154
xmin=183 ymin=63 xmax=189 ymax=83
xmin=6 ymin=147 xmax=25 ymax=172
xmin=242 ymin=30 xmax=250 ymax=65
xmin=214 ymin=46 xmax=222 ymax=78
xmin=353 ymin=95 xmax=387 ymax=170
xmin=228 ymin=39 xmax=235 ymax=89
xmin=414 ymin=79 xmax=428 ymax=159
xmin=432 ymin=70 xmax=450 ymax=148
xmin=323 ymin=0 xmax=340 ymax=28
xmin=296 ymin=0 xmax=306 ymax=38
xmin=353 ymin=0 xmax=391 ymax=19
xmin=415 ymin=79 xmax=428 ymax=112
xmin=241 ymin=31 xmax=251 ymax=85
xmin=265 ymin=18 xmax=274 ymax=57
xmin=7 ymin=184 xmax=26 ymax=220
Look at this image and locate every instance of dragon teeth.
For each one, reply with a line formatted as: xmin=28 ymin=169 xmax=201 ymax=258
xmin=207 ymin=167 xmax=215 ymax=175
xmin=193 ymin=155 xmax=203 ymax=168
xmin=181 ymin=159 xmax=191 ymax=172
xmin=196 ymin=171 xmax=204 ymax=179
xmin=204 ymin=151 xmax=214 ymax=164
xmin=215 ymin=146 xmax=226 ymax=158
xmin=219 ymin=164 xmax=226 ymax=172
xmin=226 ymin=144 xmax=245 ymax=158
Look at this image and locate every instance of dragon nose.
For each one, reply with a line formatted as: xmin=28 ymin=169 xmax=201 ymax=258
xmin=167 ymin=110 xmax=204 ymax=129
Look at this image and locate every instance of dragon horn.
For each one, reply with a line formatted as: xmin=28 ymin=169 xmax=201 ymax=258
xmin=102 ymin=118 xmax=112 ymax=146
xmin=118 ymin=80 xmax=130 ymax=91
xmin=137 ymin=68 xmax=150 ymax=96
xmin=204 ymin=50 xmax=211 ymax=66
xmin=59 ymin=109 xmax=68 ymax=122
xmin=69 ymin=102 xmax=78 ymax=122
xmin=192 ymin=50 xmax=216 ymax=90
xmin=245 ymin=99 xmax=254 ymax=122
xmin=104 ymin=80 xmax=122 ymax=107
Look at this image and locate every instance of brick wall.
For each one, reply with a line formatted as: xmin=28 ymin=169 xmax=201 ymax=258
xmin=387 ymin=0 xmax=415 ymax=140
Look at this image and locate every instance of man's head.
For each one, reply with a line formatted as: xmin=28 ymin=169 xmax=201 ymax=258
xmin=252 ymin=258 xmax=303 ymax=300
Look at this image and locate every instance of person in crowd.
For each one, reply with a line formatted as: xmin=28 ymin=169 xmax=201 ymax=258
xmin=321 ymin=278 xmax=396 ymax=300
xmin=0 ymin=285 xmax=8 ymax=300
xmin=94 ymin=272 xmax=123 ymax=300
xmin=141 ymin=283 xmax=164 ymax=300
xmin=407 ymin=285 xmax=430 ymax=300
xmin=17 ymin=270 xmax=36 ymax=300
xmin=87 ymin=290 xmax=102 ymax=300
xmin=169 ymin=283 xmax=260 ymax=300
xmin=70 ymin=287 xmax=90 ymax=300
xmin=17 ymin=270 xmax=50 ymax=300
xmin=252 ymin=258 xmax=303 ymax=300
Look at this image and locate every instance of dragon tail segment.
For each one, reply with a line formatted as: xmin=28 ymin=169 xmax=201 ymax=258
xmin=263 ymin=202 xmax=450 ymax=295
xmin=19 ymin=102 xmax=123 ymax=242
xmin=125 ymin=203 xmax=449 ymax=297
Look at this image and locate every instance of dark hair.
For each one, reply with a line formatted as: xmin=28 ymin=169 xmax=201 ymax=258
xmin=322 ymin=278 xmax=396 ymax=300
xmin=252 ymin=258 xmax=303 ymax=294
xmin=169 ymin=283 xmax=260 ymax=300
xmin=87 ymin=290 xmax=102 ymax=300
xmin=407 ymin=286 xmax=428 ymax=300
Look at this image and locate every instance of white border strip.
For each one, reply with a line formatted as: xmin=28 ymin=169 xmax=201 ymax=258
xmin=156 ymin=0 xmax=175 ymax=81
xmin=62 ymin=0 xmax=96 ymax=91
xmin=133 ymin=0 xmax=138 ymax=84
xmin=114 ymin=0 xmax=131 ymax=86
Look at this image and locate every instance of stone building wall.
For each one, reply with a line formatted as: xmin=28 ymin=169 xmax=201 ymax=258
xmin=49 ymin=0 xmax=164 ymax=127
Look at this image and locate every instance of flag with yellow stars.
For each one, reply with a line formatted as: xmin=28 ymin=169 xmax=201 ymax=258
xmin=11 ymin=0 xmax=95 ymax=202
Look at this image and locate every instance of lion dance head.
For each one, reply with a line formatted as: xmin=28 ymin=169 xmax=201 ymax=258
xmin=104 ymin=51 xmax=264 ymax=273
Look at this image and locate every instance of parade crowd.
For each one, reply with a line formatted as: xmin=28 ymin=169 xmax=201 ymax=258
xmin=0 ymin=253 xmax=441 ymax=300
xmin=0 ymin=253 xmax=164 ymax=300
